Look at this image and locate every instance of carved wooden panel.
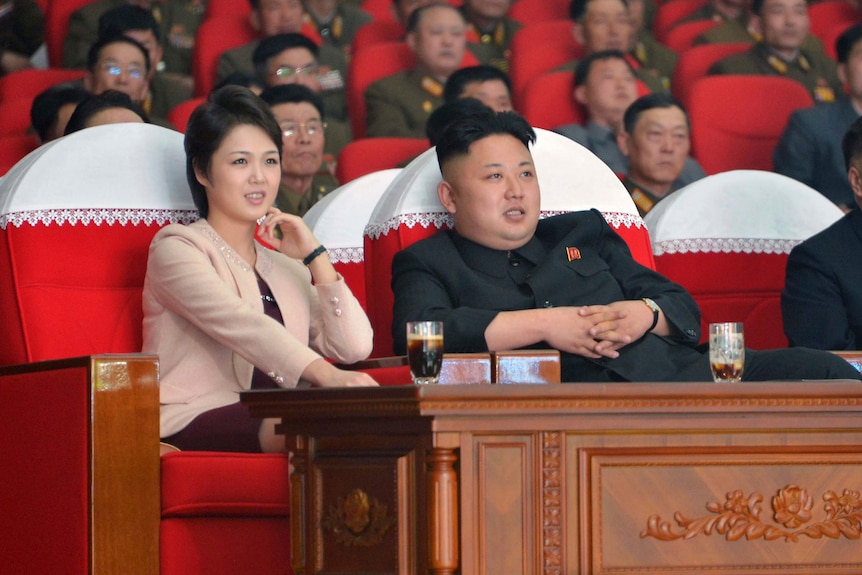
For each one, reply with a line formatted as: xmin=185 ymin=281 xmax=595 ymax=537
xmin=582 ymin=448 xmax=862 ymax=574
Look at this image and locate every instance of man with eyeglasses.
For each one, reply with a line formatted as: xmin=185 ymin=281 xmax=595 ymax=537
xmin=253 ymin=32 xmax=350 ymax=157
xmin=260 ymin=84 xmax=339 ymax=216
xmin=84 ymin=34 xmax=151 ymax=114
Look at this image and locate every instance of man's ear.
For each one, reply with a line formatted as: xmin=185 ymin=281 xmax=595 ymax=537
xmin=838 ymin=63 xmax=848 ymax=87
xmin=406 ymin=31 xmax=417 ymax=52
xmin=748 ymin=14 xmax=762 ymax=37
xmin=572 ymin=22 xmax=585 ymax=46
xmin=573 ymin=84 xmax=588 ymax=106
xmin=616 ymin=130 xmax=631 ymax=157
xmin=438 ymin=180 xmax=457 ymax=214
xmin=849 ymin=165 xmax=862 ymax=204
xmin=249 ymin=10 xmax=261 ymax=33
xmin=83 ymin=72 xmax=94 ymax=92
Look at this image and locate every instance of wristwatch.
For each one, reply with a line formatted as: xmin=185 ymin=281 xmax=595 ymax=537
xmin=642 ymin=298 xmax=660 ymax=333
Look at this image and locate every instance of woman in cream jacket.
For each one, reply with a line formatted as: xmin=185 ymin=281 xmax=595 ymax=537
xmin=143 ymin=86 xmax=377 ymax=452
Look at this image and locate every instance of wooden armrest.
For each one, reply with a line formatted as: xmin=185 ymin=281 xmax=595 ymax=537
xmin=492 ymin=350 xmax=561 ymax=384
xmin=832 ymin=351 xmax=862 ymax=373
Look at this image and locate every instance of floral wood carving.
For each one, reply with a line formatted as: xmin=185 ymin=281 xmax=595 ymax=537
xmin=641 ymin=486 xmax=862 ymax=543
xmin=321 ymin=488 xmax=396 ymax=547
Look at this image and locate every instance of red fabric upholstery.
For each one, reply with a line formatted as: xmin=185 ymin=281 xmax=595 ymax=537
xmin=0 ymin=97 xmax=34 ymax=136
xmin=670 ymin=42 xmax=749 ymax=108
xmin=0 ymin=68 xmax=86 ymax=103
xmin=167 ymin=97 xmax=207 ymax=132
xmin=688 ymin=75 xmax=814 ymax=174
xmin=521 ymin=71 xmax=584 ymax=130
xmin=364 ymin=132 xmax=653 ymax=357
xmin=645 ymin=170 xmax=844 ymax=349
xmin=0 ymin=366 xmax=90 ymax=573
xmin=662 ymin=19 xmax=719 ymax=52
xmin=821 ymin=20 xmax=858 ymax=61
xmin=509 ymin=0 xmax=569 ymax=24
xmin=509 ymin=19 xmax=581 ymax=105
xmin=0 ymin=134 xmax=38 ymax=177
xmin=191 ymin=16 xmax=257 ymax=97
xmin=347 ymin=41 xmax=478 ymax=139
xmin=335 ymin=137 xmax=429 ymax=183
xmin=808 ymin=0 xmax=859 ymax=41
xmin=44 ymin=0 xmax=99 ymax=67
xmin=205 ymin=0 xmax=252 ymax=19
xmin=652 ymin=0 xmax=707 ymax=43
xmin=351 ymin=19 xmax=403 ymax=54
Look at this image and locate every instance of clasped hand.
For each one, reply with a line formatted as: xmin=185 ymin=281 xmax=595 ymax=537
xmin=257 ymin=207 xmax=319 ymax=260
xmin=545 ymin=301 xmax=654 ymax=360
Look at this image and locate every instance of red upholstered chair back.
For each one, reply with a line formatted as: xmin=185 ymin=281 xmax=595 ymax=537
xmin=0 ymin=134 xmax=39 ymax=177
xmin=167 ymin=96 xmax=206 ymax=132
xmin=351 ymin=19 xmax=404 ymax=54
xmin=0 ymin=68 xmax=86 ymax=103
xmin=302 ymin=168 xmax=401 ymax=310
xmin=652 ymin=0 xmax=707 ymax=43
xmin=662 ymin=19 xmax=719 ymax=52
xmin=364 ymin=129 xmax=654 ymax=357
xmin=670 ymin=42 xmax=749 ymax=108
xmin=335 ymin=137 xmax=429 ymax=183
xmin=44 ymin=0 xmax=99 ymax=67
xmin=347 ymin=41 xmax=478 ymax=139
xmin=644 ymin=170 xmax=844 ymax=349
xmin=191 ymin=15 xmax=257 ymax=97
xmin=509 ymin=0 xmax=569 ymax=24
xmin=688 ymin=75 xmax=814 ymax=175
xmin=0 ymin=124 xmax=197 ymax=366
xmin=509 ymin=19 xmax=582 ymax=105
xmin=808 ymin=0 xmax=859 ymax=40
xmin=0 ymin=97 xmax=35 ymax=136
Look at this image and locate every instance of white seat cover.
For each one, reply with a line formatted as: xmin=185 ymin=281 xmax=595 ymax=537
xmin=0 ymin=123 xmax=197 ymax=229
xmin=644 ymin=170 xmax=844 ymax=256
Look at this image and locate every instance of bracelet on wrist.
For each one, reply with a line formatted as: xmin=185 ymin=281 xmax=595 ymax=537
xmin=302 ymin=245 xmax=327 ymax=266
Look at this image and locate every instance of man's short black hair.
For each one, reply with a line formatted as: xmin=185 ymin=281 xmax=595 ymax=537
xmin=97 ymin=4 xmax=160 ymax=43
xmin=752 ymin=0 xmax=808 ymax=15
xmin=426 ymin=97 xmax=494 ymax=145
xmin=63 ymin=89 xmax=150 ymax=135
xmin=259 ymin=83 xmax=326 ymax=120
xmin=252 ymin=33 xmax=320 ymax=79
xmin=622 ymin=92 xmax=688 ymax=134
xmin=86 ymin=34 xmax=151 ymax=75
xmin=570 ymin=0 xmax=627 ymax=21
xmin=436 ymin=110 xmax=535 ymax=172
xmin=836 ymin=22 xmax=862 ymax=65
xmin=443 ymin=65 xmax=512 ymax=103
xmin=842 ymin=115 xmax=862 ymax=171
xmin=574 ymin=49 xmax=634 ymax=89
xmin=30 ymin=83 xmax=89 ymax=142
xmin=406 ymin=2 xmax=463 ymax=33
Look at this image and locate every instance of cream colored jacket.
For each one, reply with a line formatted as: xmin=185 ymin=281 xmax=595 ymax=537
xmin=143 ymin=220 xmax=373 ymax=437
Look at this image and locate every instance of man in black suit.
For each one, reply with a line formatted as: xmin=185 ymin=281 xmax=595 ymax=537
xmin=391 ymin=110 xmax=860 ymax=382
xmin=782 ymin=115 xmax=862 ymax=351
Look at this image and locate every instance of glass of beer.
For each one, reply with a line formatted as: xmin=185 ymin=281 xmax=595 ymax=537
xmin=406 ymin=321 xmax=444 ymax=385
xmin=709 ymin=322 xmax=745 ymax=382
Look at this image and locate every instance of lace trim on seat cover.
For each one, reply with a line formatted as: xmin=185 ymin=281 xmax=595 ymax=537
xmin=652 ymin=237 xmax=801 ymax=256
xmin=0 ymin=208 xmax=199 ymax=230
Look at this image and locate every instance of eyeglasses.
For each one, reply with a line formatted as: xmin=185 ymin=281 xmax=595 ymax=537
xmin=281 ymin=121 xmax=327 ymax=138
xmin=274 ymin=64 xmax=319 ymax=79
xmin=100 ymin=62 xmax=145 ymax=80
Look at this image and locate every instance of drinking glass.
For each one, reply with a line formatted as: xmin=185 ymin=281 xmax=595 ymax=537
xmin=709 ymin=322 xmax=745 ymax=382
xmin=406 ymin=321 xmax=444 ymax=385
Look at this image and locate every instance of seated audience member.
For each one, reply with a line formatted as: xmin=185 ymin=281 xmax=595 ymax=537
xmin=677 ymin=0 xmax=748 ymax=28
xmin=215 ymin=0 xmax=347 ymax=90
xmin=459 ymin=0 xmax=521 ymax=72
xmin=303 ymin=0 xmax=372 ymax=55
xmin=774 ymin=23 xmax=862 ymax=212
xmin=443 ymin=64 xmax=514 ymax=112
xmin=214 ymin=72 xmax=266 ymax=95
xmin=260 ymin=84 xmax=339 ymax=216
xmin=617 ymin=93 xmax=693 ymax=216
xmin=97 ymin=5 xmax=192 ymax=125
xmin=63 ymin=89 xmax=149 ymax=135
xmin=391 ymin=110 xmax=861 ymax=382
xmin=145 ymin=86 xmax=376 ymax=453
xmin=782 ymin=115 xmax=862 ymax=351
xmin=365 ymin=3 xmax=468 ymax=138
xmin=30 ymin=84 xmax=89 ymax=143
xmin=252 ymin=32 xmax=350 ymax=155
xmin=562 ymin=0 xmax=675 ymax=93
xmin=426 ymin=96 xmax=494 ymax=145
xmin=0 ymin=0 xmax=43 ymax=75
xmin=707 ymin=0 xmax=841 ymax=104
xmin=63 ymin=0 xmax=203 ymax=77
xmin=83 ymin=34 xmax=150 ymax=111
xmin=554 ymin=51 xmax=704 ymax=187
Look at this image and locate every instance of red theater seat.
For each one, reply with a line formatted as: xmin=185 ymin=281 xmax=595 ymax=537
xmin=644 ymin=170 xmax=844 ymax=349
xmin=508 ymin=19 xmax=582 ymax=106
xmin=335 ymin=136 xmax=429 ymax=183
xmin=363 ymin=129 xmax=654 ymax=357
xmin=670 ymin=42 xmax=749 ymax=108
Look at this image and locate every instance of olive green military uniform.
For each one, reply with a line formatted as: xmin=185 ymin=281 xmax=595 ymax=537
xmin=677 ymin=4 xmax=742 ymax=26
xmin=460 ymin=8 xmax=522 ymax=73
xmin=709 ymin=42 xmax=842 ymax=104
xmin=62 ymin=0 xmax=204 ymax=76
xmin=694 ymin=18 xmax=828 ymax=59
xmin=622 ymin=176 xmax=666 ymax=217
xmin=556 ymin=56 xmax=667 ymax=94
xmin=631 ymin=34 xmax=677 ymax=91
xmin=146 ymin=71 xmax=193 ymax=124
xmin=275 ymin=172 xmax=339 ymax=217
xmin=303 ymin=3 xmax=371 ymax=56
xmin=0 ymin=0 xmax=44 ymax=66
xmin=364 ymin=69 xmax=444 ymax=138
xmin=324 ymin=116 xmax=351 ymax=158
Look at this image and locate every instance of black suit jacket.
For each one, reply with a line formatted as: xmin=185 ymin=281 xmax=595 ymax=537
xmin=782 ymin=208 xmax=862 ymax=350
xmin=391 ymin=210 xmax=705 ymax=382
